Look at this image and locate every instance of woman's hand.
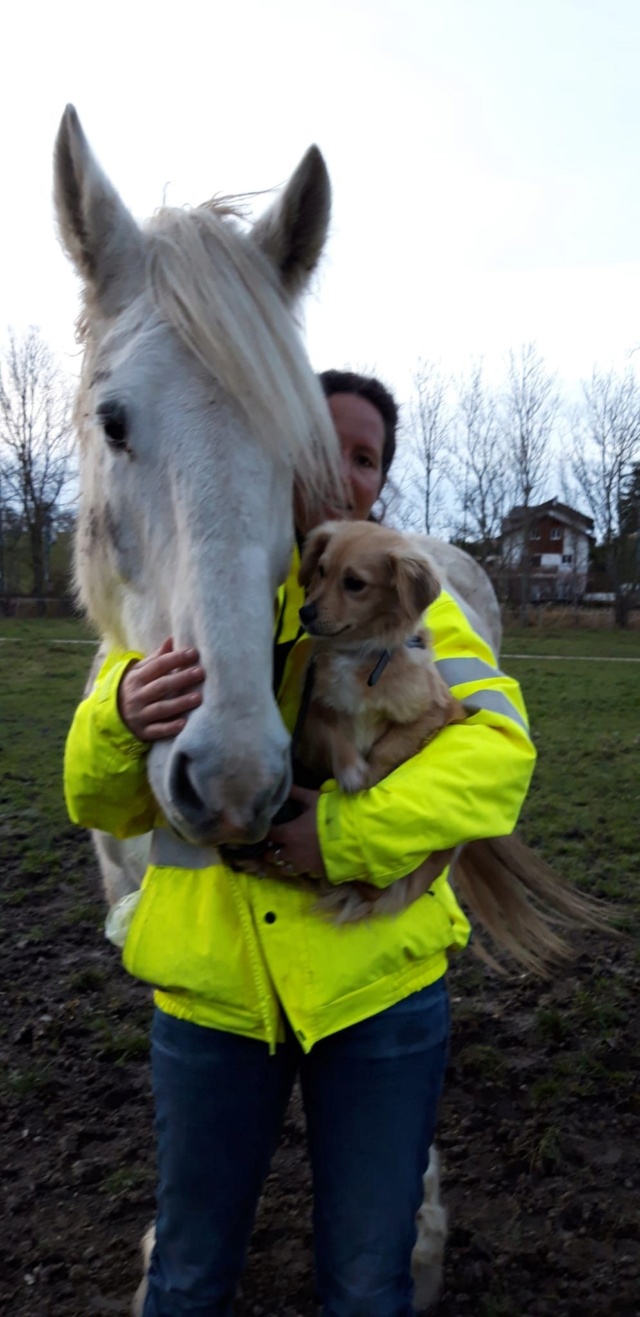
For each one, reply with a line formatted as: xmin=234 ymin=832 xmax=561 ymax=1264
xmin=118 ymin=637 xmax=204 ymax=742
xmin=262 ymin=787 xmax=453 ymax=904
xmin=264 ymin=785 xmax=327 ymax=880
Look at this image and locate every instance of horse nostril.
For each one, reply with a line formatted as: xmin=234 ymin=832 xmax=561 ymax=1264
xmin=170 ymin=752 xmax=207 ymax=821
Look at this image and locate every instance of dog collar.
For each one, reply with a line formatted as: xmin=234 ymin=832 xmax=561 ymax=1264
xmin=367 ymin=634 xmax=424 ymax=687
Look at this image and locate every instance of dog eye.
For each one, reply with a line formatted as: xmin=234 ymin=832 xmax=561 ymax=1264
xmin=343 ymin=575 xmax=366 ymax=593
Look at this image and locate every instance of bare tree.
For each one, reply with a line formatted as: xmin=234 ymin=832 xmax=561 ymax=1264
xmin=556 ymin=458 xmax=591 ymax=617
xmin=404 ymin=361 xmax=451 ymax=535
xmin=571 ymin=366 xmax=640 ymax=626
xmin=453 ymin=361 xmax=509 ymax=561
xmin=382 ymin=466 xmax=424 ymax=532
xmin=502 ymin=344 xmax=559 ymax=621
xmin=0 ymin=327 xmax=74 ymax=595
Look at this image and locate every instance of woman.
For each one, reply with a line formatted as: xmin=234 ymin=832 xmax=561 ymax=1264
xmin=64 ymin=370 xmax=535 ymax=1317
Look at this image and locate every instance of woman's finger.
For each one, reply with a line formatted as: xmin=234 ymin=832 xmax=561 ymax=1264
xmin=140 ymin=666 xmax=204 ymax=704
xmin=142 ymin=717 xmax=189 ymax=740
xmin=136 ymin=647 xmax=200 ymax=685
xmin=137 ymin=690 xmax=203 ymax=726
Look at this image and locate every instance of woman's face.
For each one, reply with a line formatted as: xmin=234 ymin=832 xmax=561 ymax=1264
xmin=295 ymin=391 xmax=388 ymax=536
xmin=327 ymin=393 xmax=387 ymax=522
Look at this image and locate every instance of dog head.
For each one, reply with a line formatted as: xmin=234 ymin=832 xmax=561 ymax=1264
xmin=298 ymin=520 xmax=441 ymax=646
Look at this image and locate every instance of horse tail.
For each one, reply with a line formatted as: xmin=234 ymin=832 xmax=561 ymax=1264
xmin=452 ymin=835 xmax=617 ymax=977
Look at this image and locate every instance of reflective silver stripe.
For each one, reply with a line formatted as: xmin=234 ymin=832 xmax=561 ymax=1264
xmin=435 ymin=657 xmax=529 ymax=732
xmin=150 ymin=829 xmax=221 ymax=870
xmin=459 ymin=688 xmax=529 ymax=733
xmin=435 ymin=657 xmax=504 ymax=686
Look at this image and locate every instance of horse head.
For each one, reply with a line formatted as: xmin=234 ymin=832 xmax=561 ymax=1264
xmin=55 ymin=105 xmax=339 ymax=846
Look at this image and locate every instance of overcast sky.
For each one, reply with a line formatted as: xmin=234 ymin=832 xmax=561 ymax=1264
xmin=4 ymin=0 xmax=640 ymax=404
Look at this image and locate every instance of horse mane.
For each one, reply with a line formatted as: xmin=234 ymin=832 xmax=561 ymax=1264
xmin=76 ymin=197 xmax=339 ymax=501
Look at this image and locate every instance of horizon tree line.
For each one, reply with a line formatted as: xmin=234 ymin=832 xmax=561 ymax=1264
xmin=1 ymin=327 xmax=639 ymax=624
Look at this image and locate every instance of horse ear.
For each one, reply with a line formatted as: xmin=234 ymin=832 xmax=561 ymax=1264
xmin=252 ymin=145 xmax=331 ymax=301
xmin=298 ymin=524 xmax=335 ymax=589
xmin=54 ymin=105 xmax=145 ymax=314
xmin=390 ymin=551 xmax=442 ymax=621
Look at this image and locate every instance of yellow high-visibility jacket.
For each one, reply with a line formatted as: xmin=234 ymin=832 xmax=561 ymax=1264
xmin=64 ymin=551 xmax=535 ymax=1053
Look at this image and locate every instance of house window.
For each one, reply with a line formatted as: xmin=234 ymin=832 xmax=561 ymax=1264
xmin=550 ymin=528 xmax=562 ymax=540
xmin=530 ymin=555 xmax=541 ymax=567
xmin=530 ymin=528 xmax=541 ymax=541
xmin=562 ymin=554 xmax=573 ymax=564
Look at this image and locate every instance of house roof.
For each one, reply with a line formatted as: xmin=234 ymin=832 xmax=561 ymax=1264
xmin=501 ymin=497 xmax=594 ymax=536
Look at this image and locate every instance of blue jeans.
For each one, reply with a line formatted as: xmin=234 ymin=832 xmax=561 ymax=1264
xmin=143 ymin=979 xmax=449 ymax=1317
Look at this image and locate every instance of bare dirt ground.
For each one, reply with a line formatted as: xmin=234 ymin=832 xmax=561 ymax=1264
xmin=1 ymin=831 xmax=638 ymax=1317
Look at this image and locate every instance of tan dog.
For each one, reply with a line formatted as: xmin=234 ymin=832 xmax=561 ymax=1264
xmin=297 ymin=520 xmax=463 ymax=795
xmin=295 ymin=521 xmax=464 ymax=921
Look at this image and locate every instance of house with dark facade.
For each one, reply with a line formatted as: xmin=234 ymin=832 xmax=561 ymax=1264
xmin=500 ymin=498 xmax=594 ymax=602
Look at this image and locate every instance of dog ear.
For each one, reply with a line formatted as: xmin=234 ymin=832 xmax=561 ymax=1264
xmin=390 ymin=551 xmax=441 ymax=620
xmin=299 ymin=525 xmax=334 ymax=588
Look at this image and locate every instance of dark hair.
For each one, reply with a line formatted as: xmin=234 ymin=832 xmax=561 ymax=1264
xmin=318 ymin=369 xmax=399 ymax=478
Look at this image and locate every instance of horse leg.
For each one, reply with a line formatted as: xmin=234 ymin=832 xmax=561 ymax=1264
xmin=133 ymin=1156 xmax=446 ymax=1314
xmin=131 ymin=1223 xmax=155 ymax=1317
xmin=93 ymin=829 xmax=150 ymax=907
xmin=411 ymin=1146 xmax=448 ymax=1311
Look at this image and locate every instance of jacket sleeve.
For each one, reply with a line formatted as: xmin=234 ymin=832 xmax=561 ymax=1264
xmin=316 ymin=590 xmax=536 ymax=888
xmin=64 ymin=650 xmax=159 ymax=838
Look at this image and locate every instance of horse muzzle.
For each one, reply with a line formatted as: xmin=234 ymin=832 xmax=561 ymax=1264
xmin=148 ymin=734 xmax=292 ymax=847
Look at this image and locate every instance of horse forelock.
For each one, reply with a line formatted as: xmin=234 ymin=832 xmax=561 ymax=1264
xmin=74 ymin=198 xmax=339 ymax=507
xmin=145 ymin=203 xmax=339 ymax=496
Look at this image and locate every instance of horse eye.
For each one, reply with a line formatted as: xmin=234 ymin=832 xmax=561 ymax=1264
xmin=343 ymin=575 xmax=366 ymax=593
xmin=97 ymin=400 xmax=129 ymax=452
xmin=317 ymin=563 xmax=325 ymax=579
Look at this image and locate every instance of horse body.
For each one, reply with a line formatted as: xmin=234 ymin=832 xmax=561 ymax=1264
xmin=411 ymin=535 xmax=502 ymax=657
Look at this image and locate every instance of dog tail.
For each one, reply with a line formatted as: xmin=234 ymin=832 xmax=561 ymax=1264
xmin=452 ymin=835 xmax=617 ymax=976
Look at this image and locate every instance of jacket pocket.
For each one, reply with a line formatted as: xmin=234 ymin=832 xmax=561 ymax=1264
xmin=122 ymin=865 xmax=259 ymax=1009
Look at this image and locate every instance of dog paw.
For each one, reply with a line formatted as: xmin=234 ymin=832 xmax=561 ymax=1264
xmin=336 ymin=759 xmax=370 ymax=793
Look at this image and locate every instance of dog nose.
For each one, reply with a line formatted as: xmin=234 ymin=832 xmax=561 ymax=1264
xmin=299 ymin=601 xmax=317 ymax=628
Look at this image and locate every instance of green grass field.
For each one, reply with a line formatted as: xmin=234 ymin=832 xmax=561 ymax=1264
xmin=0 ymin=626 xmax=97 ymax=885
xmin=0 ymin=614 xmax=98 ymax=642
xmin=502 ymin=626 xmax=640 ymax=658
xmin=1 ymin=617 xmax=638 ymax=903
xmin=502 ymin=651 xmax=639 ymax=909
